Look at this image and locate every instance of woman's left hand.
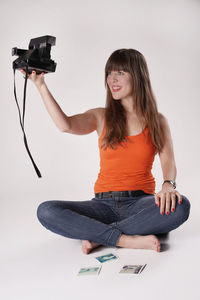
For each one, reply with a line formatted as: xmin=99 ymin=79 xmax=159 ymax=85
xmin=154 ymin=185 xmax=182 ymax=215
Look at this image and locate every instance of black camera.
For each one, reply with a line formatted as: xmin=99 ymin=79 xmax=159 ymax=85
xmin=12 ymin=35 xmax=57 ymax=74
xmin=12 ymin=35 xmax=57 ymax=178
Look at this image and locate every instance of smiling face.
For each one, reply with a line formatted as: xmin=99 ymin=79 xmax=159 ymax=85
xmin=106 ymin=70 xmax=133 ymax=101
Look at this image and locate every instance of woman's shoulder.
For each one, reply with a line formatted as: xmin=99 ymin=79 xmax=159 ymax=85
xmin=95 ymin=107 xmax=105 ymax=117
xmin=85 ymin=107 xmax=105 ymax=121
xmin=158 ymin=112 xmax=169 ymax=128
xmin=157 ymin=112 xmax=172 ymax=140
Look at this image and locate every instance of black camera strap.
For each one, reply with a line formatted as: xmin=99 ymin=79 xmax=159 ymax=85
xmin=13 ymin=66 xmax=42 ymax=178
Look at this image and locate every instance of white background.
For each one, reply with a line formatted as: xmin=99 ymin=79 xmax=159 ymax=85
xmin=1 ymin=0 xmax=200 ymax=299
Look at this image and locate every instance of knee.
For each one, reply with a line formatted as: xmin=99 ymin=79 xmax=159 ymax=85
xmin=37 ymin=201 xmax=57 ymax=223
xmin=174 ymin=195 xmax=191 ymax=224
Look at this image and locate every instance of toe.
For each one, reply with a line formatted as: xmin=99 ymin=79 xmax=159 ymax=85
xmin=151 ymin=235 xmax=159 ymax=244
xmin=157 ymin=243 xmax=161 ymax=252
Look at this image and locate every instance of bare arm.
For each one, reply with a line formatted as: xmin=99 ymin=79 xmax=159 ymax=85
xmin=20 ymin=70 xmax=99 ymax=134
xmin=37 ymin=82 xmax=71 ymax=132
xmin=155 ymin=113 xmax=182 ymax=215
xmin=158 ymin=113 xmax=177 ymax=185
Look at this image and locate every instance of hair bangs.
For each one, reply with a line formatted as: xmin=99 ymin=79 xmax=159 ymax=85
xmin=105 ymin=50 xmax=130 ymax=81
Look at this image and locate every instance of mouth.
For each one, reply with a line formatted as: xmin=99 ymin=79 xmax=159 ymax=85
xmin=112 ymin=85 xmax=122 ymax=92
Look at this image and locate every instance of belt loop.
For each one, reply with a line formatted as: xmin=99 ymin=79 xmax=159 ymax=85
xmin=128 ymin=191 xmax=132 ymax=197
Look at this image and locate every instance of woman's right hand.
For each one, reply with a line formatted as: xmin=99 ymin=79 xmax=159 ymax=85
xmin=20 ymin=69 xmax=45 ymax=89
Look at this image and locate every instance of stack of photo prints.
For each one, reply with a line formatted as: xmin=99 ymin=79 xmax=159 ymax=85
xmin=77 ymin=252 xmax=147 ymax=276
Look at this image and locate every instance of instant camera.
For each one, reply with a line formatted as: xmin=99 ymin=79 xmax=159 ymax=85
xmin=12 ymin=35 xmax=57 ymax=74
xmin=11 ymin=35 xmax=57 ymax=178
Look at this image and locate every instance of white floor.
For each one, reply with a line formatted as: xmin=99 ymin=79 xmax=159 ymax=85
xmin=1 ymin=205 xmax=199 ymax=300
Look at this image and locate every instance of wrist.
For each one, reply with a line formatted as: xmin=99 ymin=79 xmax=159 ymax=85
xmin=162 ymin=180 xmax=176 ymax=189
xmin=36 ymin=82 xmax=46 ymax=91
xmin=162 ymin=182 xmax=174 ymax=190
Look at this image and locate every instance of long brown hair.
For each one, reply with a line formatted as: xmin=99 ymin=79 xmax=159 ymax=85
xmin=100 ymin=48 xmax=165 ymax=153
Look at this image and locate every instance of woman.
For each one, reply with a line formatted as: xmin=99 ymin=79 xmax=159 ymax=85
xmin=20 ymin=49 xmax=190 ymax=254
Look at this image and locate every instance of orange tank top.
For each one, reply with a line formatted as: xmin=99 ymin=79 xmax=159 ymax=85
xmin=94 ymin=120 xmax=156 ymax=194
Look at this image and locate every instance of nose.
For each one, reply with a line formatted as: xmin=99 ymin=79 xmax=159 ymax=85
xmin=110 ymin=73 xmax=118 ymax=83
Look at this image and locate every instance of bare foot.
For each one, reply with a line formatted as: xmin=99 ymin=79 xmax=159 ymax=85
xmin=82 ymin=240 xmax=101 ymax=255
xmin=117 ymin=234 xmax=161 ymax=252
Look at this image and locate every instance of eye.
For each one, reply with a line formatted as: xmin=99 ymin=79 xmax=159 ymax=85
xmin=107 ymin=70 xmax=124 ymax=76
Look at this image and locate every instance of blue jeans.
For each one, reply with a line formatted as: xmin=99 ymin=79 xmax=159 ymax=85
xmin=37 ymin=193 xmax=191 ymax=247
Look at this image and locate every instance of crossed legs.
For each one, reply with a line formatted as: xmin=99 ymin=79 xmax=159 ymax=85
xmin=37 ymin=195 xmax=190 ymax=254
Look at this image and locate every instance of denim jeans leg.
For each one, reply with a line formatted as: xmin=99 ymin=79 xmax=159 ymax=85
xmin=115 ymin=194 xmax=191 ymax=235
xmin=37 ymin=199 xmax=122 ymax=247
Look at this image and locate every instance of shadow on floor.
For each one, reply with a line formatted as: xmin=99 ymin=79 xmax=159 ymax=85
xmin=156 ymin=232 xmax=170 ymax=252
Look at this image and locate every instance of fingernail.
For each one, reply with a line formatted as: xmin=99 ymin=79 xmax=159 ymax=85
xmin=172 ymin=208 xmax=175 ymax=212
xmin=166 ymin=211 xmax=169 ymax=215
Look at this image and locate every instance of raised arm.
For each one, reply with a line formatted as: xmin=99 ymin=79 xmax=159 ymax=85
xmin=20 ymin=70 xmax=100 ymax=135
